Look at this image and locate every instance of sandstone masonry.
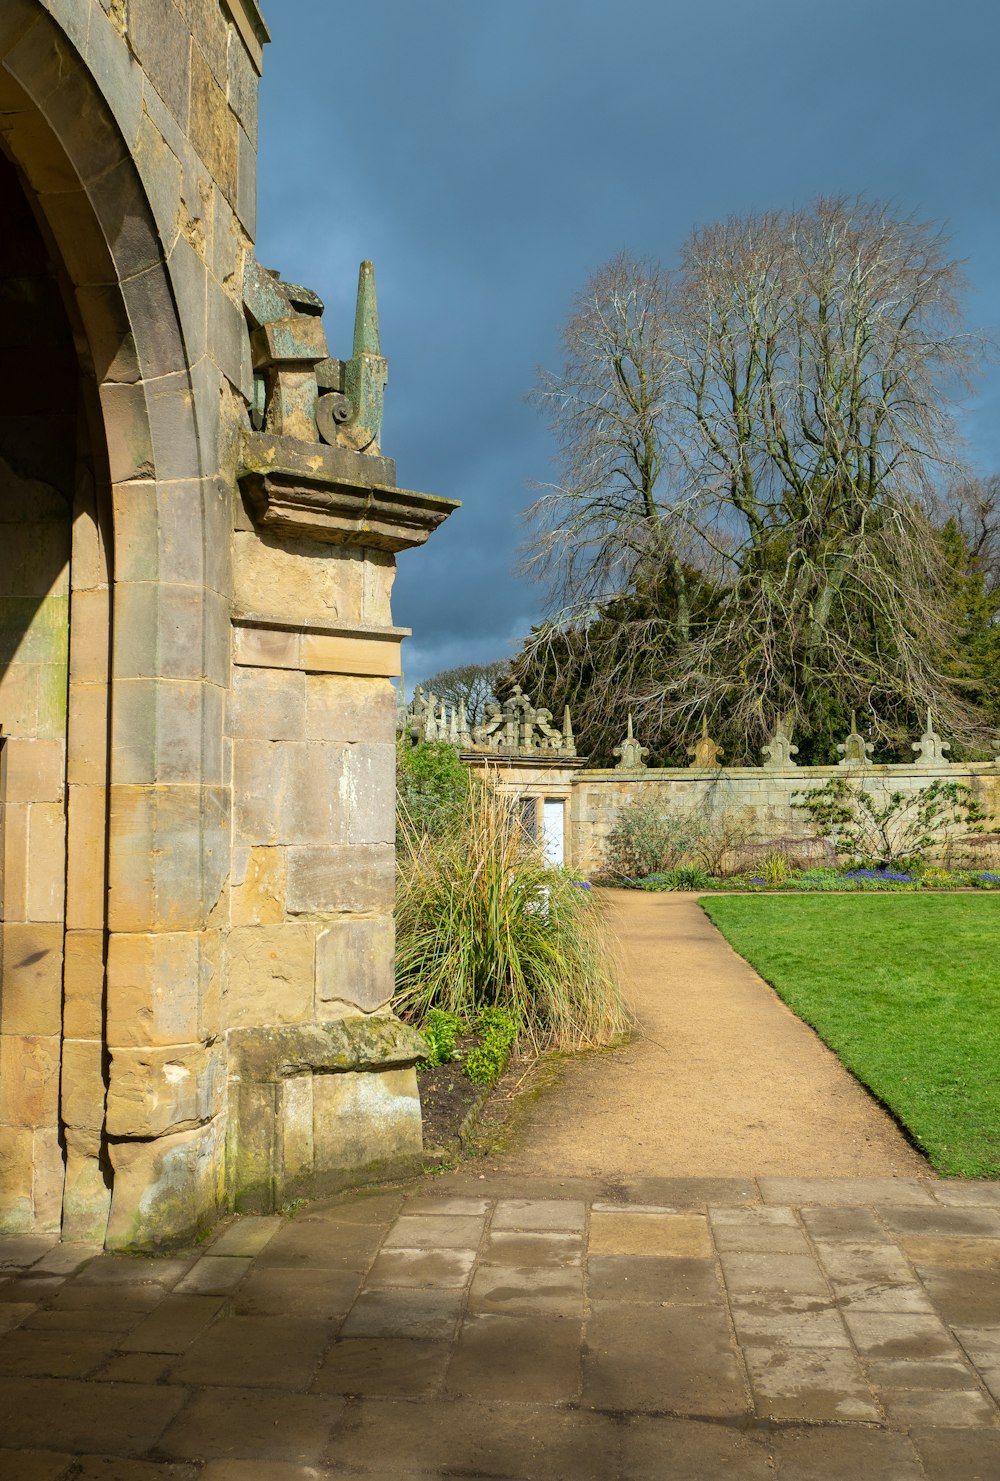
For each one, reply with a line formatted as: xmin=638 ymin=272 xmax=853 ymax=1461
xmin=0 ymin=0 xmax=455 ymax=1247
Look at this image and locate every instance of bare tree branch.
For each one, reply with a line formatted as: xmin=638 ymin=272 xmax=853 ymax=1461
xmin=520 ymin=199 xmax=990 ymax=762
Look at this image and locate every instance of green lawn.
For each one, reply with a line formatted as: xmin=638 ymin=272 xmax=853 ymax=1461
xmin=701 ymin=895 xmax=1000 ymax=1178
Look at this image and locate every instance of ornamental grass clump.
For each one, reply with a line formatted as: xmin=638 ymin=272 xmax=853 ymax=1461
xmin=395 ymin=777 xmax=629 ymax=1053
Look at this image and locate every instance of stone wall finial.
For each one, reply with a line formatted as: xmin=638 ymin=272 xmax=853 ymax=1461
xmin=687 ymin=715 xmax=724 ymax=769
xmin=837 ymin=711 xmax=874 ymax=767
xmin=399 ymin=684 xmax=577 ymax=759
xmin=762 ymin=715 xmax=799 ymax=769
xmin=563 ymin=706 xmax=576 ymax=757
xmin=912 ymin=708 xmax=951 ymax=768
xmin=340 ymin=260 xmax=388 ymax=455
xmin=613 ymin=714 xmax=649 ymax=771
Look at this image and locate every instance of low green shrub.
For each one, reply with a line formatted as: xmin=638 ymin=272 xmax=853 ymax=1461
xmin=761 ymin=849 xmax=790 ymax=886
xmin=638 ymin=866 xmax=713 ymax=891
xmin=417 ymin=1008 xmax=463 ymax=1069
xmin=396 ymin=739 xmax=471 ymax=839
xmin=604 ymin=796 xmax=703 ymax=879
xmin=464 ymin=1006 xmax=518 ymax=1087
xmin=624 ymin=859 xmax=1000 ymax=893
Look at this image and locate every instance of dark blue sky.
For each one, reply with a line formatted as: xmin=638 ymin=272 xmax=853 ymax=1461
xmin=255 ymin=0 xmax=1000 ymax=684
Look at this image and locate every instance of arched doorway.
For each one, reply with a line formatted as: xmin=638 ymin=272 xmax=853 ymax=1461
xmin=0 ymin=2 xmax=227 ymax=1244
xmin=0 ymin=134 xmax=120 ymax=1240
xmin=0 ymin=145 xmax=107 ymax=1235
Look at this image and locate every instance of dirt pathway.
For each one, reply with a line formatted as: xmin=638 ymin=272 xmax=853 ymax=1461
xmin=494 ymin=889 xmax=928 ymax=1180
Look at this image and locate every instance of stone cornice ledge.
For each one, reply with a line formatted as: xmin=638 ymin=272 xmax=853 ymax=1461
xmin=229 ymin=1016 xmax=428 ymax=1083
xmin=463 ymin=753 xmax=589 ymax=771
xmin=239 ymin=430 xmax=460 ymax=553
xmin=232 ymin=614 xmax=410 ymax=678
xmin=223 ymin=0 xmax=271 ymax=72
xmin=233 ymin=614 xmax=411 ymax=641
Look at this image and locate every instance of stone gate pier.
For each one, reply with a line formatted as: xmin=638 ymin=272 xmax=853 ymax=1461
xmin=0 ymin=0 xmax=456 ymax=1247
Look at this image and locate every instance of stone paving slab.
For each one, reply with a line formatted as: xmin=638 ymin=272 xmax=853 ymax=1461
xmin=1 ymin=1175 xmax=1000 ymax=1476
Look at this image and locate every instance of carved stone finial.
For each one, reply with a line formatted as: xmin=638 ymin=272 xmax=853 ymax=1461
xmin=465 ymin=686 xmax=576 ymax=757
xmin=457 ymin=699 xmax=473 ymax=750
xmin=912 ymin=708 xmax=951 ymax=768
xmin=687 ymin=715 xmax=724 ymax=769
xmin=339 ymin=260 xmax=388 ymax=456
xmin=762 ymin=715 xmax=799 ymax=770
xmin=836 ymin=710 xmax=874 ymax=767
xmin=613 ymin=714 xmax=649 ymax=771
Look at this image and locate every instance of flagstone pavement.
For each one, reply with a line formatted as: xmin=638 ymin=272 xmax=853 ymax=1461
xmin=1 ymin=1170 xmax=1000 ymax=1479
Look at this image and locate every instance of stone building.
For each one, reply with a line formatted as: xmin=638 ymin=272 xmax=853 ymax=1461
xmin=0 ymin=0 xmax=455 ymax=1247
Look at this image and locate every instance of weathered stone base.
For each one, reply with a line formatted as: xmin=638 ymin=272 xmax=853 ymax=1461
xmin=105 ymin=1119 xmax=225 ymax=1253
xmin=227 ymin=1015 xmax=427 ymax=1215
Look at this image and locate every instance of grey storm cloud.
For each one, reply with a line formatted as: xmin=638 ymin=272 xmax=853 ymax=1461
xmin=254 ymin=0 xmax=1000 ymax=684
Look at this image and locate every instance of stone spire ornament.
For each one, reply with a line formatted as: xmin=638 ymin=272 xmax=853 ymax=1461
xmin=687 ymin=715 xmax=724 ymax=769
xmin=912 ymin=709 xmax=951 ymax=768
xmin=613 ymin=714 xmax=649 ymax=771
xmin=562 ymin=706 xmax=577 ymax=758
xmin=761 ymin=715 xmax=799 ymax=769
xmin=338 ymin=260 xmax=388 ymax=454
xmin=837 ymin=712 xmax=874 ymax=767
xmin=457 ymin=699 xmax=473 ymax=750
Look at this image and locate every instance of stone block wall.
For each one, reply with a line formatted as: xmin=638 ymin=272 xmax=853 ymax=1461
xmin=0 ymin=0 xmax=454 ymax=1247
xmin=0 ymin=148 xmax=77 ymax=1234
xmin=473 ymin=753 xmax=1000 ymax=877
xmin=564 ymin=765 xmax=1000 ymax=876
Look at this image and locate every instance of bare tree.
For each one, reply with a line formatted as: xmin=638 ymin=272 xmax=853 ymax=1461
xmin=524 ymin=254 xmax=701 ymax=643
xmin=419 ymin=660 xmax=506 ymax=726
xmin=951 ymin=473 xmax=1000 ymax=590
xmin=523 ymin=199 xmax=987 ymax=760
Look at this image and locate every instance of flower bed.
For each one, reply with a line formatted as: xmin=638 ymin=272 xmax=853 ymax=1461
xmin=623 ymin=865 xmax=1000 ymax=893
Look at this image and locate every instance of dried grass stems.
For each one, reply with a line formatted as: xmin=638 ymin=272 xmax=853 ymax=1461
xmin=394 ymin=777 xmax=630 ymax=1054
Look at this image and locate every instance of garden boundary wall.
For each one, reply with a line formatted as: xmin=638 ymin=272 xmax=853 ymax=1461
xmin=464 ymin=757 xmax=1000 ymax=877
xmin=400 ymin=685 xmax=1000 ymax=874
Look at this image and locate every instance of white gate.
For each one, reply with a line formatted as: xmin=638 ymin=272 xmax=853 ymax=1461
xmin=542 ymin=798 xmax=565 ymax=868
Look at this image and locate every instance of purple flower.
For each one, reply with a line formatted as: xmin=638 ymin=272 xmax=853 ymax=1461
xmin=571 ymin=879 xmax=593 ymax=890
xmin=843 ymin=867 xmax=913 ymax=883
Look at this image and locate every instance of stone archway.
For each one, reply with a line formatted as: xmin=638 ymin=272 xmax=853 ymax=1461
xmin=1 ymin=0 xmax=459 ymax=1252
xmin=0 ymin=147 xmax=85 ymax=1235
xmin=0 ymin=1 xmax=229 ymax=1245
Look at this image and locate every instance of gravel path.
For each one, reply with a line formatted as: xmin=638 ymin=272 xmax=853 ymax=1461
xmin=494 ymin=889 xmax=929 ymax=1181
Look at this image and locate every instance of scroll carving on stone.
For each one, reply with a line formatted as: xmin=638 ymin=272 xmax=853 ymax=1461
xmin=398 ymin=684 xmax=576 ymax=759
xmin=912 ymin=709 xmax=951 ymax=768
xmin=762 ymin=716 xmax=799 ymax=769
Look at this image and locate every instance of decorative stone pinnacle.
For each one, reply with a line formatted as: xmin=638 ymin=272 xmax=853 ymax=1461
xmin=762 ymin=714 xmax=799 ymax=769
xmin=837 ymin=710 xmax=874 ymax=767
xmin=912 ymin=708 xmax=951 ymax=768
xmin=613 ymin=714 xmax=649 ymax=771
xmin=353 ymin=260 xmax=381 ymax=359
xmin=341 ymin=260 xmax=389 ymax=456
xmin=687 ymin=715 xmax=724 ymax=769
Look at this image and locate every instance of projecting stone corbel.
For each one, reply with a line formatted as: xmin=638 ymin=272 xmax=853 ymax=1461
xmin=238 ymin=430 xmax=459 ymax=551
